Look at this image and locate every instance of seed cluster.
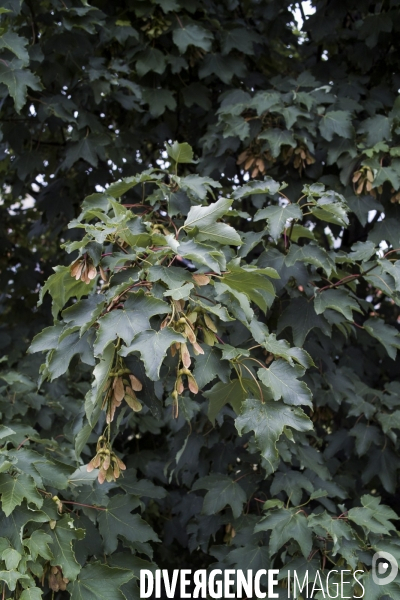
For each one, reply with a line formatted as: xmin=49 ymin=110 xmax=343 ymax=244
xmin=70 ymin=254 xmax=97 ymax=283
xmin=102 ymin=369 xmax=143 ymax=424
xmin=87 ymin=435 xmax=126 ymax=484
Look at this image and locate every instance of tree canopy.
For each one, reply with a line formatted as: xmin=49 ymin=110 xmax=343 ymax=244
xmin=1 ymin=1 xmax=400 ymax=599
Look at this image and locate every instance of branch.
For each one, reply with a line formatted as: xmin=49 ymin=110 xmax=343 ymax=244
xmin=60 ymin=500 xmax=106 ymax=511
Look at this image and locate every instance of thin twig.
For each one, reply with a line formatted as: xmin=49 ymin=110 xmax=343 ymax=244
xmin=194 ymin=294 xmax=217 ymax=304
xmin=240 ymin=362 xmax=264 ymax=403
xmin=60 ymin=500 xmax=106 ymax=511
xmin=16 ymin=438 xmax=30 ymax=450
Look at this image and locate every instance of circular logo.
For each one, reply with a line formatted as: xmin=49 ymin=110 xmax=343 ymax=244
xmin=372 ymin=551 xmax=398 ymax=586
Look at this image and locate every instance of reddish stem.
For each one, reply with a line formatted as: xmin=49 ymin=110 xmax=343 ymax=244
xmin=60 ymin=500 xmax=106 ymax=511
xmin=318 ymin=273 xmax=359 ymax=293
xmin=17 ymin=438 xmax=30 ymax=450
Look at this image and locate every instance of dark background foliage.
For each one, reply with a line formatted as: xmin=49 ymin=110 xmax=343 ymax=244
xmin=1 ymin=1 xmax=400 ymax=599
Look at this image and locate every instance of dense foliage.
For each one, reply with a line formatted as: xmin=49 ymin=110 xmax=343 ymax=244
xmin=1 ymin=1 xmax=400 ymax=598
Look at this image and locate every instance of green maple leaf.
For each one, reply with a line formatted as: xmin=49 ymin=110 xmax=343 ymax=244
xmin=119 ymin=327 xmax=185 ymax=381
xmin=204 ymin=378 xmax=267 ymax=424
xmin=349 ymin=241 xmax=376 ymax=262
xmin=68 ymin=563 xmax=134 ymax=600
xmin=184 ymin=196 xmax=232 ymax=229
xmin=348 ymin=495 xmax=398 ymax=535
xmin=62 ymin=295 xmax=106 ymax=336
xmin=277 ymin=296 xmax=331 ymax=346
xmin=142 ymin=88 xmax=176 ymax=117
xmin=258 ymin=360 xmax=312 ymax=408
xmin=363 ymin=318 xmax=400 ymax=360
xmin=36 ymin=265 xmax=96 ymax=319
xmin=193 ymin=346 xmax=225 ymax=389
xmin=0 ymin=59 xmax=41 ymax=112
xmin=285 ymin=243 xmax=335 ymax=277
xmin=119 ymin=470 xmax=167 ymax=499
xmin=173 ymin=24 xmax=213 ymax=53
xmin=136 ymin=47 xmax=166 ymax=76
xmin=369 ymin=217 xmax=400 ymax=248
xmin=314 ymin=288 xmax=362 ymax=321
xmin=232 ymin=177 xmax=281 ymax=199
xmin=20 ymin=588 xmax=43 ymax=600
xmin=0 ymin=31 xmax=29 ymax=64
xmin=94 ymin=291 xmax=170 ymax=355
xmin=166 ymin=141 xmax=194 ymax=163
xmin=236 ymin=398 xmax=312 ymax=473
xmin=319 ymin=110 xmax=354 ymax=141
xmin=105 ymin=172 xmax=161 ymax=198
xmin=164 ymin=282 xmax=194 ymax=300
xmin=255 ymin=508 xmax=312 ymax=558
xmin=308 ymin=512 xmax=353 ymax=553
xmin=178 ymin=239 xmax=226 ymax=273
xmin=97 ymin=495 xmax=159 ymax=554
xmin=222 ymin=27 xmax=260 ymax=54
xmin=199 ymin=53 xmax=246 ymax=84
xmin=192 ymin=475 xmax=247 ymax=519
xmin=84 ymin=343 xmax=115 ymax=428
xmin=254 ymin=203 xmax=302 ymax=241
xmin=270 ymin=470 xmax=314 ymax=506
xmin=194 ymin=222 xmax=243 ymax=246
xmin=24 ymin=530 xmax=54 ymax=561
xmin=350 ymin=423 xmax=382 ymax=456
xmin=220 ymin=264 xmax=277 ymax=313
xmin=359 ymin=571 xmax=400 ymax=600
xmin=0 ymin=502 xmax=55 ymax=552
xmin=0 ymin=473 xmax=43 ymax=516
xmin=258 ymin=128 xmax=296 ymax=158
xmin=0 ymin=570 xmax=29 ymax=592
xmin=46 ymin=331 xmax=95 ymax=380
xmin=47 ymin=515 xmax=85 ymax=580
xmin=226 ymin=545 xmax=270 ymax=572
xmin=2 ymin=548 xmax=21 ymax=570
xmin=260 ymin=334 xmax=314 ymax=368
xmin=147 ymin=265 xmax=192 ymax=288
xmin=181 ymin=175 xmax=222 ymax=200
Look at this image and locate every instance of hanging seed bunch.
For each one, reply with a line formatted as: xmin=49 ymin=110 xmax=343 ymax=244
xmin=166 ymin=298 xmax=221 ymax=355
xmin=162 ymin=299 xmax=204 ymax=361
xmin=161 ymin=299 xmax=201 ymax=416
xmin=352 ymin=166 xmax=381 ymax=196
xmin=70 ymin=254 xmax=97 ymax=284
xmin=171 ymin=310 xmax=204 ymax=358
xmin=87 ymin=435 xmax=126 ymax=484
xmin=282 ymin=144 xmax=315 ymax=175
xmin=102 ymin=364 xmax=143 ymax=423
xmin=187 ymin=306 xmax=219 ymax=347
xmin=48 ymin=566 xmax=69 ymax=592
xmin=88 ymin=360 xmax=143 ymax=483
xmin=141 ymin=13 xmax=171 ymax=39
xmin=390 ymin=187 xmax=400 ymax=203
xmin=171 ymin=363 xmax=199 ymax=418
xmin=223 ymin=523 xmax=236 ymax=545
xmin=236 ymin=144 xmax=274 ymax=178
xmin=187 ymin=45 xmax=206 ymax=68
xmin=163 ymin=297 xmax=223 ymax=416
xmin=151 ymin=222 xmax=171 ymax=236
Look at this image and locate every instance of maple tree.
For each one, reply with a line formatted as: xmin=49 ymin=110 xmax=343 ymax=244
xmin=1 ymin=1 xmax=400 ymax=599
